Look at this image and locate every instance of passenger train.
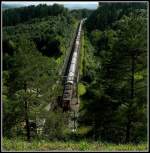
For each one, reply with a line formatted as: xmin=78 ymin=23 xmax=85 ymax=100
xmin=62 ymin=19 xmax=85 ymax=111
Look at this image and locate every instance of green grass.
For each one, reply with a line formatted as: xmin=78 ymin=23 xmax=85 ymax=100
xmin=2 ymin=138 xmax=148 ymax=151
xmin=78 ymin=83 xmax=86 ymax=96
xmin=79 ymin=30 xmax=84 ymax=76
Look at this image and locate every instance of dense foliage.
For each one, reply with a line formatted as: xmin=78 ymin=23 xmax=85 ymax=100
xmin=79 ymin=2 xmax=147 ymax=144
xmin=2 ymin=4 xmax=79 ymax=140
xmin=86 ymin=2 xmax=147 ymax=32
xmin=3 ymin=4 xmax=69 ymax=26
xmin=70 ymin=9 xmax=93 ymax=20
xmin=2 ymin=2 xmax=148 ymax=148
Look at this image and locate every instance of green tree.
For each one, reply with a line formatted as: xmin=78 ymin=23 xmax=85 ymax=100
xmin=81 ymin=4 xmax=147 ymax=143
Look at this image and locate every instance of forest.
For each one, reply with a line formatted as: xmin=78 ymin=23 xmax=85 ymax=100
xmin=2 ymin=2 xmax=148 ymax=151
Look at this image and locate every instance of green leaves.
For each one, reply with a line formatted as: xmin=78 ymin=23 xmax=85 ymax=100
xmin=2 ymin=5 xmax=79 ymax=139
xmin=78 ymin=83 xmax=86 ymax=96
xmin=3 ymin=4 xmax=69 ymax=26
xmin=81 ymin=3 xmax=147 ymax=143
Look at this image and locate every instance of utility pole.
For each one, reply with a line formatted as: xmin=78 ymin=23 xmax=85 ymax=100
xmin=74 ymin=111 xmax=76 ymax=132
xmin=24 ymin=82 xmax=30 ymax=141
xmin=125 ymin=52 xmax=136 ymax=143
xmin=93 ymin=113 xmax=96 ymax=141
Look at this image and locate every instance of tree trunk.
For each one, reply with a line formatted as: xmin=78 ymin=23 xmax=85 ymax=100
xmin=125 ymin=53 xmax=135 ymax=143
xmin=131 ymin=53 xmax=135 ymax=100
xmin=125 ymin=114 xmax=131 ymax=143
xmin=93 ymin=114 xmax=96 ymax=141
xmin=24 ymin=82 xmax=30 ymax=141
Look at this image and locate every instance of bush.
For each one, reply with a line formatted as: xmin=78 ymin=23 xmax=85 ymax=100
xmin=43 ymin=110 xmax=69 ymax=140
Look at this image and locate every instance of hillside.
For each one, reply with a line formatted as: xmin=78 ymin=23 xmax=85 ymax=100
xmin=2 ymin=3 xmax=25 ymax=10
xmin=2 ymin=3 xmax=97 ymax=10
xmin=2 ymin=2 xmax=148 ymax=151
xmin=2 ymin=4 xmax=80 ymax=140
xmin=79 ymin=2 xmax=147 ymax=143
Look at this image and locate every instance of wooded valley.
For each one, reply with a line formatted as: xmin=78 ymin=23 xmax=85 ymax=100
xmin=2 ymin=2 xmax=148 ymax=151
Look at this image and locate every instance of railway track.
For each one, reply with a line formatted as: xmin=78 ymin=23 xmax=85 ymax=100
xmin=36 ymin=19 xmax=86 ymax=134
xmin=60 ymin=19 xmax=86 ymax=131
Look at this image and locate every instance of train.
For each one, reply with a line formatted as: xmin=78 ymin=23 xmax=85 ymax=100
xmin=62 ymin=19 xmax=84 ymax=111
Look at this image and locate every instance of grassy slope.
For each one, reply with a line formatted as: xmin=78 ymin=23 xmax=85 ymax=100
xmin=2 ymin=138 xmax=148 ymax=151
xmin=78 ymin=30 xmax=87 ymax=96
